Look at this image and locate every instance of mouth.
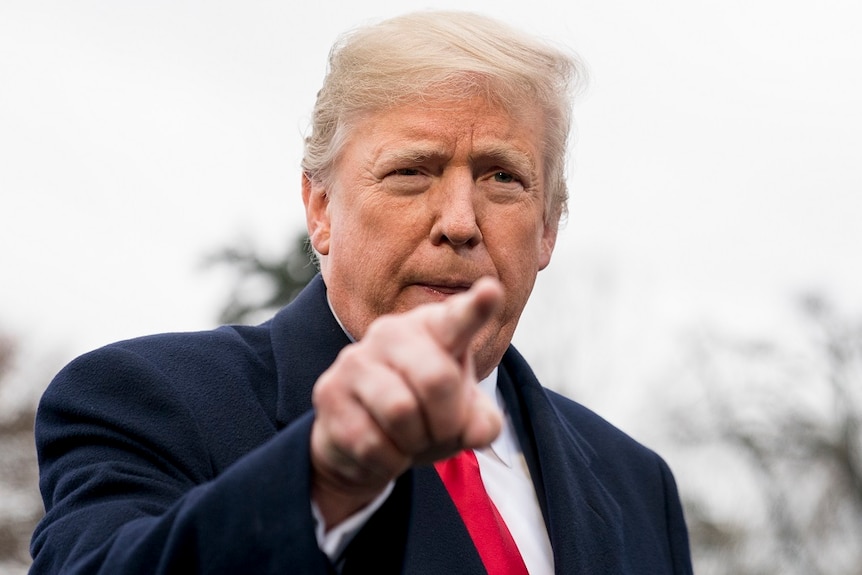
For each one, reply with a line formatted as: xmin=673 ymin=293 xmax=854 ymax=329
xmin=419 ymin=283 xmax=471 ymax=296
xmin=413 ymin=280 xmax=475 ymax=299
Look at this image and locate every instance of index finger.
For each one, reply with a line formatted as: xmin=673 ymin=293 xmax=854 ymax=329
xmin=424 ymin=277 xmax=504 ymax=358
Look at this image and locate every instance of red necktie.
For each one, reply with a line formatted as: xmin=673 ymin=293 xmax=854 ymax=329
xmin=435 ymin=449 xmax=530 ymax=574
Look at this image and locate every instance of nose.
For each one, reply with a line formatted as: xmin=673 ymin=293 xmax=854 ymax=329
xmin=429 ymin=173 xmax=483 ymax=247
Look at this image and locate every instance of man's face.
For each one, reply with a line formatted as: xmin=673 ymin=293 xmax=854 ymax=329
xmin=304 ymin=96 xmax=558 ymax=377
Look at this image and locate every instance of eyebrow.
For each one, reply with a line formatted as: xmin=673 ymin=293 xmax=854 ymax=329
xmin=470 ymin=144 xmax=538 ymax=178
xmin=375 ymin=144 xmax=451 ymax=166
xmin=377 ymin=143 xmax=537 ymax=172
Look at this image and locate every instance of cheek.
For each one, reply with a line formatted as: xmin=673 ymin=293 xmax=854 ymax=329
xmin=493 ymin=221 xmax=547 ymax=271
xmin=328 ymin=202 xmax=417 ymax=279
xmin=488 ymin=225 xmax=547 ymax=313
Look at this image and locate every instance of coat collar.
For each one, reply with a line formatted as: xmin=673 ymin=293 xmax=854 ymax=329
xmin=269 ymin=274 xmax=351 ymax=428
xmin=500 ymin=348 xmax=626 ymax=574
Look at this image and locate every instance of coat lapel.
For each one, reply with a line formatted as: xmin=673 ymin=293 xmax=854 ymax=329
xmin=269 ymin=275 xmax=351 ymax=428
xmin=402 ymin=466 xmax=487 ymax=574
xmin=500 ymin=348 xmax=626 ymax=574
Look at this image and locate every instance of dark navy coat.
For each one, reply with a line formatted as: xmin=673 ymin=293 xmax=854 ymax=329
xmin=31 ymin=275 xmax=692 ymax=574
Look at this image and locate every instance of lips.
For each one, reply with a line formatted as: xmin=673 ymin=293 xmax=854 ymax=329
xmin=420 ymin=284 xmax=471 ymax=296
xmin=409 ymin=276 xmax=484 ymax=301
xmin=401 ymin=265 xmax=495 ymax=301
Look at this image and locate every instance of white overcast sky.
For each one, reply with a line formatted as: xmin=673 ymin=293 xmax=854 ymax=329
xmin=1 ymin=0 xmax=860 ymax=411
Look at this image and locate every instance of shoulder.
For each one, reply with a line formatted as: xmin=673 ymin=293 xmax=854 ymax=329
xmin=547 ymin=389 xmax=660 ymax=469
xmin=52 ymin=273 xmax=331 ymax=400
xmin=52 ymin=322 xmax=276 ymax=401
xmin=545 ymin=388 xmax=642 ymax=448
xmin=39 ymin=322 xmax=281 ymax=470
xmin=503 ymin=346 xmax=666 ymax=471
xmin=105 ymin=322 xmax=273 ymax=367
xmin=502 ymin=349 xmax=692 ymax=570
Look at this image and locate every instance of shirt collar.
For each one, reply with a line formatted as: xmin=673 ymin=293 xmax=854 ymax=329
xmin=327 ymin=293 xmax=357 ymax=343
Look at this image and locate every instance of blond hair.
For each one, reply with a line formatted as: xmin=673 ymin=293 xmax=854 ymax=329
xmin=302 ymin=11 xmax=586 ymax=225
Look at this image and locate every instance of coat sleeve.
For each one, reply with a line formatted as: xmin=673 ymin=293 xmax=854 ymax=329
xmin=30 ymin=345 xmax=333 ymax=575
xmin=657 ymin=457 xmax=694 ymax=575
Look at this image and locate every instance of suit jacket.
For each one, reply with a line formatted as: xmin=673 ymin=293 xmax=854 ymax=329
xmin=31 ymin=275 xmax=692 ymax=574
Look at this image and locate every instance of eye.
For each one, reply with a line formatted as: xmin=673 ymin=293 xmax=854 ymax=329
xmin=389 ymin=168 xmax=421 ymax=176
xmin=493 ymin=171 xmax=517 ymax=184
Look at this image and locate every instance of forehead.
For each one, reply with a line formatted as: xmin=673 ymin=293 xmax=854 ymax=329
xmin=345 ymin=96 xmax=546 ymax=164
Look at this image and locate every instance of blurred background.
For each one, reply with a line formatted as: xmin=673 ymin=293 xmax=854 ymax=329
xmin=1 ymin=1 xmax=860 ymax=573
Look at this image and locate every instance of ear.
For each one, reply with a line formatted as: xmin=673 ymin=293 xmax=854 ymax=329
xmin=302 ymin=173 xmax=331 ymax=256
xmin=537 ymin=221 xmax=558 ymax=271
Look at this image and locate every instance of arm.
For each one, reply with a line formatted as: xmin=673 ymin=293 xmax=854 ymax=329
xmin=32 ymin=279 xmax=504 ymax=574
xmin=31 ymin=346 xmax=330 ymax=575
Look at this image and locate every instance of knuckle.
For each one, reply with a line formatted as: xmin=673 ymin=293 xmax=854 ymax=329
xmin=335 ymin=344 xmax=368 ymax=370
xmin=382 ymin=392 xmax=419 ymax=428
xmin=327 ymin=416 xmax=369 ymax=463
xmin=311 ymin=380 xmax=330 ymax=408
xmin=418 ymin=362 xmax=461 ymax=400
xmin=351 ymin=431 xmax=381 ymax=461
xmin=351 ymin=432 xmax=397 ymax=479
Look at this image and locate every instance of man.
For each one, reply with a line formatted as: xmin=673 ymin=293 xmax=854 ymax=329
xmin=31 ymin=11 xmax=692 ymax=574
